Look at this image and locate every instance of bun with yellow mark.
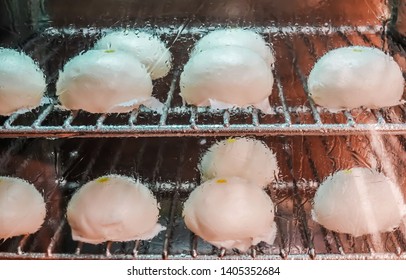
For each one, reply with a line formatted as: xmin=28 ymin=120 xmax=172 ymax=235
xmin=183 ymin=177 xmax=276 ymax=251
xmin=67 ymin=174 xmax=165 ymax=244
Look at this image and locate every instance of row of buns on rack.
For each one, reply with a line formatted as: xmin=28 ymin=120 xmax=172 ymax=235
xmin=0 ymin=28 xmax=404 ymax=116
xmin=1 ymin=137 xmax=405 ymax=253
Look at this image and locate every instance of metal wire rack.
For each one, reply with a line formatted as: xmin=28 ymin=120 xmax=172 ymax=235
xmin=1 ymin=24 xmax=406 ymax=260
xmin=0 ymin=134 xmax=405 ymax=260
xmin=1 ymin=25 xmax=405 ymax=138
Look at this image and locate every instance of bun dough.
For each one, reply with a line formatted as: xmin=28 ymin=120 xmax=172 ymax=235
xmin=312 ymin=168 xmax=406 ymax=236
xmin=199 ymin=137 xmax=278 ymax=188
xmin=0 ymin=177 xmax=46 ymax=239
xmin=180 ymin=46 xmax=273 ymax=107
xmin=191 ymin=28 xmax=274 ymax=67
xmin=56 ymin=50 xmax=153 ymax=113
xmin=94 ymin=31 xmax=172 ymax=80
xmin=0 ymin=48 xmax=46 ymax=115
xmin=308 ymin=46 xmax=404 ymax=110
xmin=183 ymin=177 xmax=276 ymax=251
xmin=67 ymin=175 xmax=164 ymax=244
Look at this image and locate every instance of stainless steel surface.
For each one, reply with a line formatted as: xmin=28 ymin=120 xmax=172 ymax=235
xmin=43 ymin=0 xmax=388 ymax=27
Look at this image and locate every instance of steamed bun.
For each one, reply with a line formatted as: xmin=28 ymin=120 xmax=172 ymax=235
xmin=94 ymin=31 xmax=172 ymax=80
xmin=199 ymin=137 xmax=278 ymax=188
xmin=308 ymin=46 xmax=404 ymax=110
xmin=312 ymin=168 xmax=406 ymax=236
xmin=67 ymin=175 xmax=165 ymax=244
xmin=56 ymin=50 xmax=153 ymax=113
xmin=0 ymin=48 xmax=46 ymax=115
xmin=183 ymin=177 xmax=276 ymax=252
xmin=180 ymin=46 xmax=273 ymax=108
xmin=0 ymin=176 xmax=46 ymax=239
xmin=191 ymin=28 xmax=274 ymax=67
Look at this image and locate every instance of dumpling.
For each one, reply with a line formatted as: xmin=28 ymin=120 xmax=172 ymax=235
xmin=199 ymin=137 xmax=279 ymax=188
xmin=67 ymin=175 xmax=165 ymax=244
xmin=307 ymin=46 xmax=404 ymax=110
xmin=312 ymin=167 xmax=406 ymax=236
xmin=93 ymin=31 xmax=172 ymax=80
xmin=56 ymin=50 xmax=153 ymax=113
xmin=183 ymin=177 xmax=276 ymax=252
xmin=190 ymin=28 xmax=274 ymax=67
xmin=0 ymin=176 xmax=46 ymax=239
xmin=180 ymin=46 xmax=274 ymax=110
xmin=0 ymin=48 xmax=46 ymax=116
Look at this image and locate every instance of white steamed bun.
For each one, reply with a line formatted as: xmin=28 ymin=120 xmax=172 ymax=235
xmin=180 ymin=46 xmax=274 ymax=109
xmin=94 ymin=31 xmax=172 ymax=80
xmin=67 ymin=175 xmax=165 ymax=244
xmin=191 ymin=28 xmax=274 ymax=67
xmin=199 ymin=137 xmax=278 ymax=188
xmin=312 ymin=167 xmax=406 ymax=236
xmin=0 ymin=48 xmax=46 ymax=115
xmin=183 ymin=177 xmax=276 ymax=252
xmin=308 ymin=46 xmax=404 ymax=110
xmin=0 ymin=176 xmax=46 ymax=239
xmin=56 ymin=49 xmax=153 ymax=113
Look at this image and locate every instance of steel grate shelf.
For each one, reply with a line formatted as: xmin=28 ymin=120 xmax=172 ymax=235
xmin=1 ymin=23 xmax=406 ymax=260
xmin=1 ymin=25 xmax=406 ymax=138
xmin=0 ymin=135 xmax=405 ymax=260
